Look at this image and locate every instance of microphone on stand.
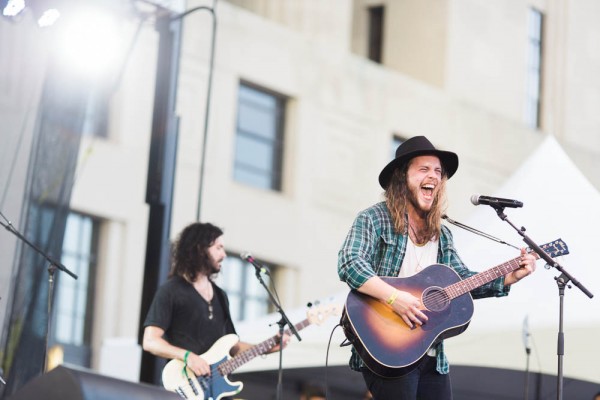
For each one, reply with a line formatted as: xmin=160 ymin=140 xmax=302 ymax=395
xmin=471 ymin=194 xmax=524 ymax=208
xmin=240 ymin=252 xmax=269 ymax=274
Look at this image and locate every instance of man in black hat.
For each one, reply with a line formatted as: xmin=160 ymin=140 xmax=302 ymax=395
xmin=338 ymin=136 xmax=536 ymax=399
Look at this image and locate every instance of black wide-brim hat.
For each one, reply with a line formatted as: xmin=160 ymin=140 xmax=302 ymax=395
xmin=378 ymin=136 xmax=459 ymax=189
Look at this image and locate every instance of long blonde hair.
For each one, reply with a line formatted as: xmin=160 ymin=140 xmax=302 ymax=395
xmin=384 ymin=163 xmax=448 ymax=240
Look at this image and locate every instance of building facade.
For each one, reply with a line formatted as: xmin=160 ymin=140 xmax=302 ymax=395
xmin=1 ymin=0 xmax=599 ymax=395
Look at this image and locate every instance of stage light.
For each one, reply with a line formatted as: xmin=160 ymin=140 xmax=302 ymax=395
xmin=37 ymin=7 xmax=59 ymax=27
xmin=2 ymin=0 xmax=26 ymax=17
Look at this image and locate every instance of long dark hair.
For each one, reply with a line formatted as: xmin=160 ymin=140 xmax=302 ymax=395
xmin=169 ymin=222 xmax=223 ymax=282
xmin=384 ymin=161 xmax=448 ymax=240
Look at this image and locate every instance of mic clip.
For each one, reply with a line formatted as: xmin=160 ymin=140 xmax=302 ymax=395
xmin=240 ymin=252 xmax=270 ymax=275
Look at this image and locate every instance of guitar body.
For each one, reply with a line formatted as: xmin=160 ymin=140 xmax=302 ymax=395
xmin=342 ymin=264 xmax=474 ymax=378
xmin=162 ymin=334 xmax=242 ymax=400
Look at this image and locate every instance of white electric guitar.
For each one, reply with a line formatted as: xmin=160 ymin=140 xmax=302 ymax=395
xmin=162 ymin=303 xmax=340 ymax=400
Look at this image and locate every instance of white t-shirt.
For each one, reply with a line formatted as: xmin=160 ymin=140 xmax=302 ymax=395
xmin=399 ymin=236 xmax=438 ymax=278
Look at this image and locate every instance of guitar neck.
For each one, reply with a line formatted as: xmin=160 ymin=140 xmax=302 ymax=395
xmin=219 ymin=318 xmax=310 ymax=375
xmin=445 ymin=252 xmax=540 ymax=299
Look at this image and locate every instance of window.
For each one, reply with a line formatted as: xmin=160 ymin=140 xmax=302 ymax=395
xmin=215 ymin=254 xmax=273 ymax=322
xmin=51 ymin=212 xmax=99 ymax=367
xmin=367 ymin=5 xmax=385 ymax=63
xmin=233 ymin=82 xmax=286 ymax=191
xmin=525 ymin=8 xmax=543 ymax=129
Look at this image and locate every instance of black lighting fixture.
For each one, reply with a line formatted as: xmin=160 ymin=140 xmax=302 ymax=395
xmin=1 ymin=0 xmax=60 ymax=27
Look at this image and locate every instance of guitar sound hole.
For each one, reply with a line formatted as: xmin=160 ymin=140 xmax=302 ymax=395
xmin=422 ymin=286 xmax=450 ymax=312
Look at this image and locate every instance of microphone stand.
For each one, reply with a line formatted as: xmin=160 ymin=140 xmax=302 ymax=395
xmin=250 ymin=265 xmax=301 ymax=400
xmin=488 ymin=205 xmax=593 ymax=400
xmin=0 ymin=211 xmax=77 ymax=373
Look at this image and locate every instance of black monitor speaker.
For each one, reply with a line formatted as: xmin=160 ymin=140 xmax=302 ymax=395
xmin=7 ymin=365 xmax=180 ymax=400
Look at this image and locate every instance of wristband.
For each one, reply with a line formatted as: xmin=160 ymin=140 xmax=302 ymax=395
xmin=386 ymin=290 xmax=399 ymax=305
xmin=183 ymin=350 xmax=191 ymax=366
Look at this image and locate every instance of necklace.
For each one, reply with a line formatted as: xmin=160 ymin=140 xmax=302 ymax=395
xmin=409 ymin=223 xmax=427 ymax=247
xmin=204 ymin=280 xmax=214 ymax=320
xmin=196 ymin=278 xmax=214 ymax=320
xmin=207 ymin=300 xmax=214 ymax=320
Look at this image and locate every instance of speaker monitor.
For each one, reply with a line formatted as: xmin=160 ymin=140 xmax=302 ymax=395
xmin=8 ymin=365 xmax=180 ymax=400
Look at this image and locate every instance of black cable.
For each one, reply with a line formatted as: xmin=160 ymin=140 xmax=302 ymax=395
xmin=323 ymin=322 xmax=344 ymax=400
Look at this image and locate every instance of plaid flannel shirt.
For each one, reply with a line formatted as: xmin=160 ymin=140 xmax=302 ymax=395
xmin=338 ymin=201 xmax=510 ymax=374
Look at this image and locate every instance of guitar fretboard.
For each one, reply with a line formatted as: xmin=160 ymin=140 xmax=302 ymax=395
xmin=444 ymin=252 xmax=541 ymax=299
xmin=217 ymin=318 xmax=311 ymax=376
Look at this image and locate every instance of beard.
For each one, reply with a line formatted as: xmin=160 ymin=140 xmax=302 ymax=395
xmin=205 ymin=253 xmax=223 ymax=275
xmin=406 ymin=180 xmax=432 ymax=217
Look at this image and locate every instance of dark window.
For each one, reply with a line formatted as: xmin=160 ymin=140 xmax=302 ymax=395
xmin=233 ymin=82 xmax=286 ymax=191
xmin=368 ymin=6 xmax=385 ymax=63
xmin=525 ymin=8 xmax=543 ymax=129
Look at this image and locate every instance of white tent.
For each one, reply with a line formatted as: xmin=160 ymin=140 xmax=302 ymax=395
xmin=447 ymin=135 xmax=600 ymax=383
xmin=235 ymin=135 xmax=600 ymax=384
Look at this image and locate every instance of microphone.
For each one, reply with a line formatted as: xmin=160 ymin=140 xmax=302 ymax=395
xmin=470 ymin=194 xmax=523 ymax=208
xmin=240 ymin=252 xmax=269 ymax=274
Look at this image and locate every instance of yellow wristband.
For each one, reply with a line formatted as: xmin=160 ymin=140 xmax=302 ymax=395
xmin=386 ymin=290 xmax=399 ymax=305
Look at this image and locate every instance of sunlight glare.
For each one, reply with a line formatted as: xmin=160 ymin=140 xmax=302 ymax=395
xmin=55 ymin=8 xmax=122 ymax=79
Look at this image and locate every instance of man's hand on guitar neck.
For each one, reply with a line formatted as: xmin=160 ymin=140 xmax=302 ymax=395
xmin=357 ymin=276 xmax=428 ymax=329
xmin=504 ymin=248 xmax=537 ymax=286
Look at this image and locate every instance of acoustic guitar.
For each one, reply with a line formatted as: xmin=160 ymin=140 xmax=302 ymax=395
xmin=341 ymin=239 xmax=569 ymax=378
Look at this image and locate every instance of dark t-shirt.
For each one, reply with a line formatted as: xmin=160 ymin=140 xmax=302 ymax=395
xmin=144 ymin=276 xmax=237 ymax=356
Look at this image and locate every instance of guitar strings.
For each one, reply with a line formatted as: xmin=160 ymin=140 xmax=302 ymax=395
xmin=417 ymin=243 xmax=558 ymax=313
xmin=418 ymin=256 xmax=524 ymax=311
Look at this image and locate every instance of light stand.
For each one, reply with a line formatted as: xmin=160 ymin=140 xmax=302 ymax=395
xmin=0 ymin=211 xmax=77 ymax=373
xmin=138 ymin=0 xmax=218 ymax=384
xmin=488 ymin=204 xmax=593 ymax=400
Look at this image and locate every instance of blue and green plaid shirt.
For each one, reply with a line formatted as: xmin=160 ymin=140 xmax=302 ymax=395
xmin=338 ymin=201 xmax=510 ymax=374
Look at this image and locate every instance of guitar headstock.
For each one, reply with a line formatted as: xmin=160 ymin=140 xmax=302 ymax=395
xmin=306 ymin=303 xmax=342 ymax=326
xmin=537 ymin=238 xmax=569 ymax=258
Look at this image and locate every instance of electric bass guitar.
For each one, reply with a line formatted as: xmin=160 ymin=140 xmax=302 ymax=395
xmin=162 ymin=303 xmax=341 ymax=400
xmin=341 ymin=239 xmax=568 ymax=378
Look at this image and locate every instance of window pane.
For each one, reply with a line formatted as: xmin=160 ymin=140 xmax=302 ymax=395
xmin=238 ymin=103 xmax=277 ymax=140
xmin=239 ymin=84 xmax=277 ymax=110
xmin=235 ymin=134 xmax=275 ymax=171
xmin=233 ymin=168 xmax=272 ymax=190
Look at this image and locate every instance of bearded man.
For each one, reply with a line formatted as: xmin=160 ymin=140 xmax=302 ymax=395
xmin=338 ymin=136 xmax=536 ymax=400
xmin=143 ymin=222 xmax=287 ymax=395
